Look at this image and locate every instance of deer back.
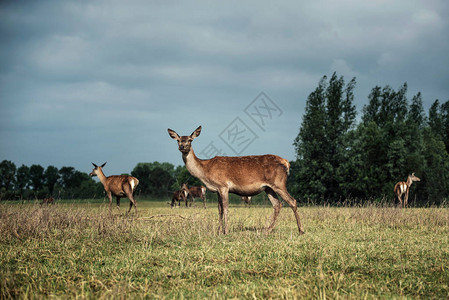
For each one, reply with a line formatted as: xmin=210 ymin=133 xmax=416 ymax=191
xmin=105 ymin=175 xmax=138 ymax=195
xmin=192 ymin=154 xmax=290 ymax=194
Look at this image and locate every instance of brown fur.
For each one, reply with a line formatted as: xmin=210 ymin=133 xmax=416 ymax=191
xmin=40 ymin=197 xmax=54 ymax=206
xmin=168 ymin=126 xmax=304 ymax=235
xmin=171 ymin=189 xmax=189 ymax=207
xmin=89 ymin=162 xmax=139 ymax=214
xmin=394 ymin=173 xmax=420 ymax=208
xmin=241 ymin=196 xmax=252 ymax=205
xmin=181 ymin=183 xmax=207 ymax=208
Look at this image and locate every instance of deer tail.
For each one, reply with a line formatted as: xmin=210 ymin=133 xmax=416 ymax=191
xmin=280 ymin=158 xmax=290 ymax=175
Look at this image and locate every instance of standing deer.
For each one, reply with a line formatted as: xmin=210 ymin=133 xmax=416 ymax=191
xmin=171 ymin=187 xmax=189 ymax=207
xmin=242 ymin=196 xmax=252 ymax=206
xmin=89 ymin=162 xmax=139 ymax=214
xmin=40 ymin=197 xmax=55 ymax=206
xmin=181 ymin=183 xmax=207 ymax=208
xmin=394 ymin=173 xmax=420 ymax=208
xmin=168 ymin=126 xmax=304 ymax=235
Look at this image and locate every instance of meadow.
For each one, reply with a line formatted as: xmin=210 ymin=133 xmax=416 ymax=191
xmin=0 ymin=198 xmax=448 ymax=299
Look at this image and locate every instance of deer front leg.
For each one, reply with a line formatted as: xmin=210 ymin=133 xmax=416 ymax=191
xmin=116 ymin=196 xmax=121 ymax=208
xmin=202 ymin=194 xmax=207 ymax=209
xmin=106 ymin=192 xmax=113 ymax=210
xmin=218 ymin=188 xmax=230 ymax=234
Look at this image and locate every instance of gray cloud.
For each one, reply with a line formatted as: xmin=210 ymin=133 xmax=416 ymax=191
xmin=1 ymin=0 xmax=448 ymax=175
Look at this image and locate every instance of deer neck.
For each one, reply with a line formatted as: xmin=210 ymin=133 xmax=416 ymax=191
xmin=97 ymin=170 xmax=108 ymax=186
xmin=182 ymin=148 xmax=205 ymax=179
xmin=406 ymin=177 xmax=413 ymax=188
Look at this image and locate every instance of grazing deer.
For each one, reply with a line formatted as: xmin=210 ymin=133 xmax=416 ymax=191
xmin=394 ymin=173 xmax=420 ymax=208
xmin=168 ymin=126 xmax=304 ymax=235
xmin=181 ymin=183 xmax=207 ymax=208
xmin=89 ymin=162 xmax=139 ymax=214
xmin=171 ymin=188 xmax=189 ymax=207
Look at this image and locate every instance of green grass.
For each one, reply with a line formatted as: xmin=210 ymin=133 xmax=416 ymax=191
xmin=1 ymin=200 xmax=448 ymax=299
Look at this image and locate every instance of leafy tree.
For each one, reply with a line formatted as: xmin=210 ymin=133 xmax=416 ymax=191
xmin=148 ymin=167 xmax=174 ymax=197
xmin=58 ymin=166 xmax=77 ymax=189
xmin=44 ymin=165 xmax=59 ymax=196
xmin=131 ymin=162 xmax=175 ymax=197
xmin=0 ymin=160 xmax=16 ymax=191
xmin=29 ymin=164 xmax=44 ymax=191
xmin=292 ymin=73 xmax=357 ymax=201
xmin=173 ymin=166 xmax=202 ymax=190
xmin=292 ymin=75 xmax=327 ymax=200
xmin=15 ymin=164 xmax=30 ymax=193
xmin=420 ymin=127 xmax=449 ymax=204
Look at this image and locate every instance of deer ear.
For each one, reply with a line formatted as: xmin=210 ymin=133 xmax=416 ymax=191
xmin=101 ymin=162 xmax=107 ymax=168
xmin=191 ymin=125 xmax=202 ymax=139
xmin=168 ymin=128 xmax=180 ymax=140
xmin=92 ymin=162 xmax=98 ymax=168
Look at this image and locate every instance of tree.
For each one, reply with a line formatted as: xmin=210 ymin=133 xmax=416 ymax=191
xmin=292 ymin=73 xmax=357 ymax=202
xmin=29 ymin=164 xmax=44 ymax=192
xmin=0 ymin=160 xmax=16 ymax=192
xmin=44 ymin=165 xmax=59 ymax=196
xmin=421 ymin=127 xmax=449 ymax=204
xmin=58 ymin=166 xmax=77 ymax=189
xmin=15 ymin=164 xmax=30 ymax=193
xmin=173 ymin=166 xmax=202 ymax=190
xmin=292 ymin=75 xmax=327 ymax=200
xmin=131 ymin=162 xmax=176 ymax=197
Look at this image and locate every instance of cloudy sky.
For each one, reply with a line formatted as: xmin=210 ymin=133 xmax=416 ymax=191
xmin=1 ymin=0 xmax=448 ymax=176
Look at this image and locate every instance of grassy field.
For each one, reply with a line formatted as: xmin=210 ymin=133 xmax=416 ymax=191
xmin=1 ymin=199 xmax=448 ymax=299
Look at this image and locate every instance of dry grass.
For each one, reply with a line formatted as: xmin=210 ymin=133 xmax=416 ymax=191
xmin=1 ymin=201 xmax=448 ymax=299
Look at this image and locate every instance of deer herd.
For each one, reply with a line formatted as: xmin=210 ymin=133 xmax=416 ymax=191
xmin=41 ymin=125 xmax=420 ymax=235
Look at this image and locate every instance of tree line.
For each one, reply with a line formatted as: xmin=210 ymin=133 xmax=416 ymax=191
xmin=289 ymin=72 xmax=449 ymax=205
xmin=2 ymin=73 xmax=448 ymax=204
xmin=0 ymin=161 xmax=202 ymax=201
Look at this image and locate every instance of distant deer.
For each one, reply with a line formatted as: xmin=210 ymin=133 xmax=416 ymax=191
xmin=242 ymin=196 xmax=252 ymax=206
xmin=181 ymin=183 xmax=207 ymax=208
xmin=89 ymin=162 xmax=139 ymax=214
xmin=394 ymin=173 xmax=420 ymax=208
xmin=40 ymin=197 xmax=54 ymax=206
xmin=171 ymin=188 xmax=189 ymax=207
xmin=168 ymin=126 xmax=304 ymax=235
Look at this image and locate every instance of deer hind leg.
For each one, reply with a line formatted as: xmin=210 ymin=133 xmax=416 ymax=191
xmin=124 ymin=186 xmax=137 ymax=214
xmin=396 ymin=194 xmax=402 ymax=207
xmin=202 ymin=193 xmax=207 ymax=209
xmin=217 ymin=193 xmax=224 ymax=234
xmin=272 ymin=186 xmax=305 ymax=235
xmin=127 ymin=194 xmax=137 ymax=214
xmin=265 ymin=188 xmax=282 ymax=233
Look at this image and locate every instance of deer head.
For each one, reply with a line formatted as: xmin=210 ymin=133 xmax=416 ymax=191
xmin=409 ymin=173 xmax=421 ymax=182
xmin=89 ymin=162 xmax=107 ymax=177
xmin=167 ymin=126 xmax=201 ymax=154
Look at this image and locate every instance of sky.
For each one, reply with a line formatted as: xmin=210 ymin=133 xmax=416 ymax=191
xmin=1 ymin=0 xmax=448 ymax=176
